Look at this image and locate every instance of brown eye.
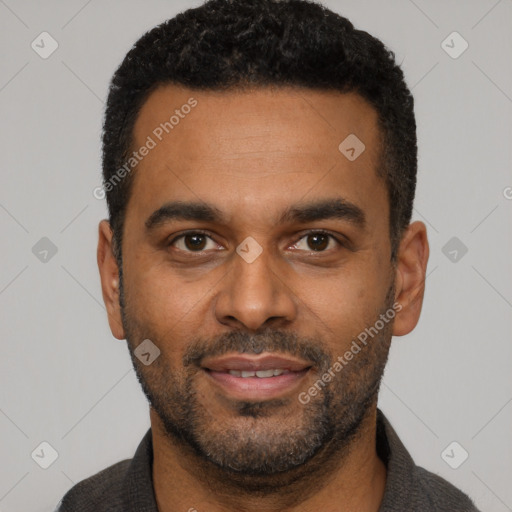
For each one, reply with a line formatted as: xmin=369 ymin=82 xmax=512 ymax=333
xmin=292 ymin=232 xmax=339 ymax=252
xmin=184 ymin=234 xmax=207 ymax=251
xmin=306 ymin=233 xmax=330 ymax=251
xmin=170 ymin=232 xmax=217 ymax=252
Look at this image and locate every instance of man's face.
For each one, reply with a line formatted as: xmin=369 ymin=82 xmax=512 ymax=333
xmin=113 ymin=85 xmax=398 ymax=476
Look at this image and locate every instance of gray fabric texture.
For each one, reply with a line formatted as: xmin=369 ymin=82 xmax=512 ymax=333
xmin=57 ymin=409 xmax=480 ymax=511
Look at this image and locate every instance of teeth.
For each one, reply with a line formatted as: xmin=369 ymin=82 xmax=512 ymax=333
xmin=256 ymin=369 xmax=275 ymax=378
xmin=227 ymin=369 xmax=290 ymax=378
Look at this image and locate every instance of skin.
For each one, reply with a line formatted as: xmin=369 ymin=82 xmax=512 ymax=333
xmin=97 ymin=84 xmax=429 ymax=512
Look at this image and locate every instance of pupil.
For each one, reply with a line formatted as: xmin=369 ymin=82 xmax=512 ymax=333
xmin=309 ymin=234 xmax=328 ymax=251
xmin=186 ymin=235 xmax=206 ymax=251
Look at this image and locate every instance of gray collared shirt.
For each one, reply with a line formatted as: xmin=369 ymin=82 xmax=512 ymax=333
xmin=57 ymin=409 xmax=480 ymax=511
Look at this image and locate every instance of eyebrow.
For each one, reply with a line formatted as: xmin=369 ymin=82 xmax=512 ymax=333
xmin=145 ymin=197 xmax=366 ymax=232
xmin=145 ymin=201 xmax=225 ymax=231
xmin=279 ymin=198 xmax=365 ymax=228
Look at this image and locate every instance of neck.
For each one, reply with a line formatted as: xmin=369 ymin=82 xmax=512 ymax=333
xmin=151 ymin=406 xmax=386 ymax=512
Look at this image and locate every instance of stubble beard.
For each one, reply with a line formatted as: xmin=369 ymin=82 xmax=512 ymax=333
xmin=118 ymin=266 xmax=394 ymax=491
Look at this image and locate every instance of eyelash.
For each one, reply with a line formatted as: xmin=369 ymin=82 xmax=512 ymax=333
xmin=167 ymin=230 xmax=345 ymax=254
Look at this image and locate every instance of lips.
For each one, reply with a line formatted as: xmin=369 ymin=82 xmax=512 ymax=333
xmin=200 ymin=353 xmax=312 ymax=399
xmin=201 ymin=353 xmax=312 ymax=373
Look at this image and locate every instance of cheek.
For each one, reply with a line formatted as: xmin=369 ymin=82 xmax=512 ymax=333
xmin=124 ymin=261 xmax=218 ymax=344
xmin=295 ymin=258 xmax=389 ymax=338
xmin=125 ymin=251 xmax=202 ymax=310
xmin=292 ymin=272 xmax=370 ymax=337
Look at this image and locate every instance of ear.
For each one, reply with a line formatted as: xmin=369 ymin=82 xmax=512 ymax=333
xmin=97 ymin=220 xmax=125 ymax=340
xmin=392 ymin=221 xmax=429 ymax=336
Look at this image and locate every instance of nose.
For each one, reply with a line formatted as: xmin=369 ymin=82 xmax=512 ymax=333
xmin=214 ymin=245 xmax=297 ymax=331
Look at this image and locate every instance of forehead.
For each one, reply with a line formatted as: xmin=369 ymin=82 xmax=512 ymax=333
xmin=127 ymin=84 xmax=386 ymax=229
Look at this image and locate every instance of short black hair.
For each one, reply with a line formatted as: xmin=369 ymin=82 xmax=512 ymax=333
xmin=102 ymin=0 xmax=416 ymax=263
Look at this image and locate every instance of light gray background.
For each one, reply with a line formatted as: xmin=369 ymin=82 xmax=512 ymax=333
xmin=0 ymin=1 xmax=511 ymax=511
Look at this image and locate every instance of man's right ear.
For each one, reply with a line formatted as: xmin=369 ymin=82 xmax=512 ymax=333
xmin=97 ymin=220 xmax=125 ymax=340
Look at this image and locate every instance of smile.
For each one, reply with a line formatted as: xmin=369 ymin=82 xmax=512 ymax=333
xmin=227 ymin=369 xmax=290 ymax=377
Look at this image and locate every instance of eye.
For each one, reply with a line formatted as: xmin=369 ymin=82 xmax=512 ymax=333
xmin=291 ymin=231 xmax=341 ymax=252
xmin=167 ymin=230 xmax=344 ymax=255
xmin=169 ymin=231 xmax=220 ymax=252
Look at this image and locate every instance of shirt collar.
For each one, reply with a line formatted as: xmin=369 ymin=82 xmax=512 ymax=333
xmin=123 ymin=427 xmax=159 ymax=511
xmin=376 ymin=409 xmax=417 ymax=511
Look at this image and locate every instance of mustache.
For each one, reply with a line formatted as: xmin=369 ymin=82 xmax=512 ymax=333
xmin=183 ymin=328 xmax=332 ymax=371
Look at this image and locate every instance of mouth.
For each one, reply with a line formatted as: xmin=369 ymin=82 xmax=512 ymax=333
xmin=200 ymin=353 xmax=313 ymax=400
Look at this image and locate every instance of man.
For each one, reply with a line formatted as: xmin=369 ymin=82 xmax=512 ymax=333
xmin=58 ymin=0 xmax=480 ymax=510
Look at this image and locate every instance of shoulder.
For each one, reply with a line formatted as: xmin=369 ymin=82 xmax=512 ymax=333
xmin=56 ymin=428 xmax=156 ymax=512
xmin=56 ymin=459 xmax=131 ymax=512
xmin=376 ymin=410 xmax=481 ymax=512
xmin=414 ymin=466 xmax=481 ymax=512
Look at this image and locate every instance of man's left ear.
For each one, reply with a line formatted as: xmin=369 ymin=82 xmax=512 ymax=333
xmin=392 ymin=221 xmax=429 ymax=336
